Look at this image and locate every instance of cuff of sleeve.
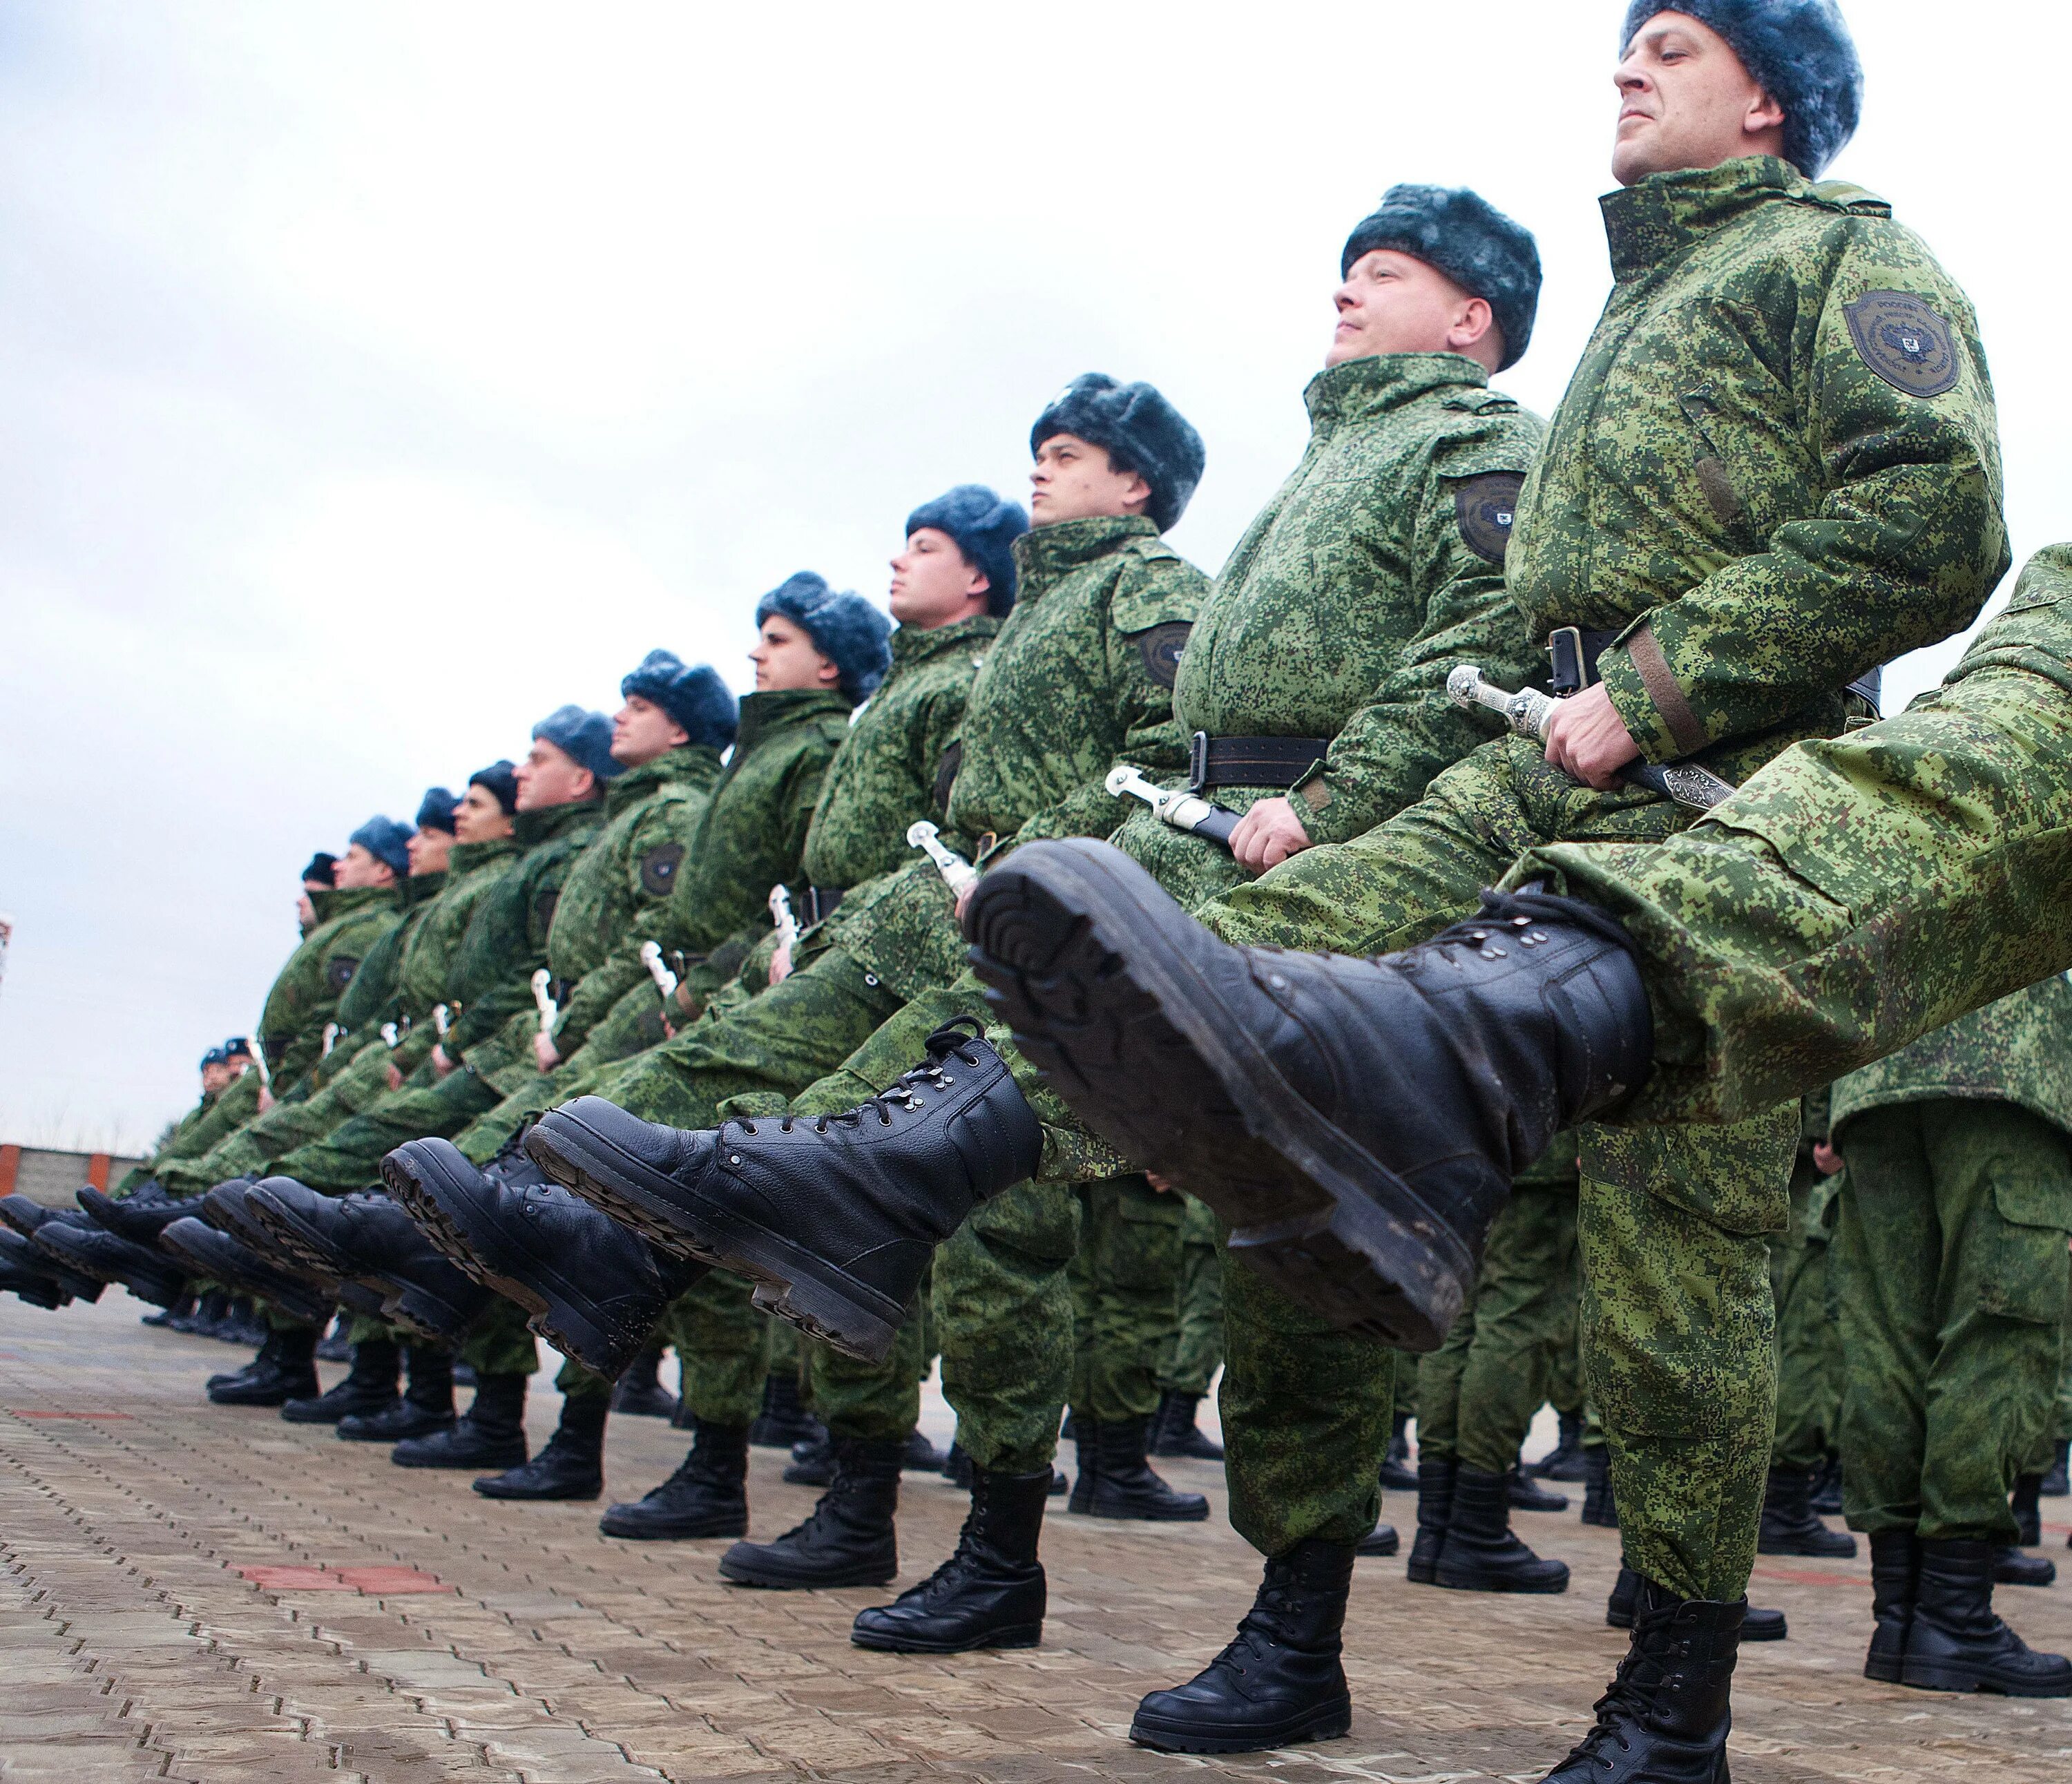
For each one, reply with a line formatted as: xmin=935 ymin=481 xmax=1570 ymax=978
xmin=1292 ymin=776 xmax=1349 ymax=846
xmin=1598 ymin=622 xmax=1704 ymax=762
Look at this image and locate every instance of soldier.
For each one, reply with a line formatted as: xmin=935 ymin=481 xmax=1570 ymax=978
xmin=1149 ymin=1192 xmax=1226 ymax=1461
xmin=296 ymin=852 xmax=337 ymax=935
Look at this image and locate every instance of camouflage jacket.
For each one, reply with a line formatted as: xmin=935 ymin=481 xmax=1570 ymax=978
xmin=800 ymin=612 xmax=998 ymax=894
xmin=827 ymin=515 xmax=1207 ymax=998
xmin=1830 ymin=972 xmax=2072 ymax=1140
xmin=258 ymin=883 xmax=401 ymax=1092
xmin=440 ymin=798 xmax=604 ymax=1063
xmin=1509 ymin=156 xmax=2006 ymax=784
xmin=383 ymin=838 xmax=520 ymax=1074
xmin=1177 ymin=352 xmax=1544 ymax=845
xmin=325 ymin=869 xmax=448 ymax=1062
xmin=541 ymin=742 xmax=725 ymax=1056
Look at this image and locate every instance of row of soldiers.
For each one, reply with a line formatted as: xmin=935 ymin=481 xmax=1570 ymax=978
xmin=6 ymin=3 xmax=2072 ymax=1776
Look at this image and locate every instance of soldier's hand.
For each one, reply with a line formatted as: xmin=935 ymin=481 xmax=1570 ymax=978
xmin=1812 ymin=1141 xmax=1843 ymax=1176
xmin=256 ymin=1086 xmax=274 ymax=1115
xmin=385 ymin=1062 xmax=403 ymax=1091
xmin=769 ymin=942 xmax=792 ymax=986
xmin=1543 ymin=683 xmax=1642 ymax=789
xmin=431 ymin=1044 xmax=455 ymax=1078
xmin=1229 ymin=796 xmax=1314 ymax=873
xmin=533 ymin=1031 xmax=560 ymax=1073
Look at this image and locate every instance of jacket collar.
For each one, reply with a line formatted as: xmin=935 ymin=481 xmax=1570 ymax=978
xmin=1601 ymin=155 xmax=1807 ymax=283
xmin=1012 ymin=514 xmax=1160 ymax=593
xmin=731 ymin=687 xmax=854 ymax=756
xmin=889 ymin=611 xmax=1000 ymax=666
xmin=513 ymin=796 xmax=603 ymax=847
xmin=448 ymin=836 xmax=519 ymax=874
xmin=309 ymin=883 xmax=398 ymax=925
xmin=1303 ymin=352 xmax=1489 ymax=430
xmin=605 ymin=742 xmax=725 ymax=813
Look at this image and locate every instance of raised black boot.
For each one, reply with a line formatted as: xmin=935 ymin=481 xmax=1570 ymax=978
xmin=1509 ymin=1463 xmax=1569 ymax=1513
xmin=1129 ymin=1539 xmax=1354 ymax=1753
xmin=1534 ymin=1410 xmax=1586 ymax=1481
xmin=475 ymin=1394 xmax=608 ymax=1499
xmin=2011 ymin=1471 xmax=2044 ymax=1546
xmin=1150 ymin=1389 xmax=1225 ymax=1461
xmin=1901 ymin=1538 xmax=2071 ymax=1696
xmin=0 ymin=1193 xmax=61 ymax=1237
xmin=77 ymin=1180 xmax=191 ymax=1247
xmin=749 ymin=1372 xmax=822 ymax=1448
xmin=282 ymin=1336 xmax=400 ymax=1424
xmin=209 ymin=1322 xmax=320 ymax=1406
xmin=32 ymin=1218 xmax=189 ymax=1307
xmin=340 ymin=1344 xmax=455 ymax=1441
xmin=718 ymin=1435 xmax=903 ymax=1588
xmin=611 ymin=1347 xmax=678 ymax=1419
xmin=852 ymin=1464 xmax=1050 ymax=1652
xmin=0 ymin=1227 xmax=99 ymax=1305
xmin=598 ymin=1419 xmax=749 ymax=1540
xmin=2043 ymin=1440 xmax=2070 ymax=1498
xmin=390 ymin=1372 xmax=528 ymax=1470
xmin=1435 ymin=1464 xmax=1569 ymax=1593
xmin=1542 ymin=1581 xmax=1739 ymax=1783
xmin=527 ymin=1020 xmax=1041 ymax=1363
xmin=1611 ymin=1561 xmax=1786 ymax=1642
xmin=1865 ymin=1529 xmax=1920 ymax=1682
xmin=1086 ymin=1417 xmax=1209 ymax=1521
xmin=0 ymin=1249 xmax=75 ymax=1310
xmin=1379 ymin=1413 xmax=1417 ymax=1490
xmin=1407 ymin=1458 xmax=1454 ymax=1584
xmin=1758 ymin=1464 xmax=1857 ymax=1557
xmin=964 ymin=845 xmax=1651 ymax=1350
xmin=1581 ymin=1443 xmax=1620 ymax=1528
xmin=157 ymin=1217 xmax=334 ymax=1328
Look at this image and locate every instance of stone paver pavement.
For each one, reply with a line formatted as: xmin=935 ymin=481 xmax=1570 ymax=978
xmin=3 ymin=1291 xmax=2069 ymax=1781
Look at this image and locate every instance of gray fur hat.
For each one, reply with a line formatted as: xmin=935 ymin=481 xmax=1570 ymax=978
xmin=467 ymin=760 xmax=519 ymax=814
xmin=414 ymin=787 xmax=459 ymax=835
xmin=1030 ymin=374 xmax=1206 ymax=533
xmin=1619 ymin=1 xmax=1861 ymax=178
xmin=533 ymin=705 xmax=624 ymax=782
xmin=621 ymin=650 xmax=738 ymax=749
xmin=349 ymin=816 xmax=413 ymax=879
xmin=756 ymin=572 xmax=894 ymax=704
xmin=903 ymin=485 xmax=1030 ymax=617
xmin=1341 ymin=184 xmax=1542 ymax=371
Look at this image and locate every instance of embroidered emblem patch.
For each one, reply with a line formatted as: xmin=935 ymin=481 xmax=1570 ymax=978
xmin=639 ymin=843 xmax=684 ymax=896
xmin=1453 ymin=472 xmax=1526 ymax=562
xmin=1844 ymin=291 xmax=1959 ymax=398
xmin=1135 ymin=622 xmax=1192 ymax=688
xmin=326 ymin=957 xmax=360 ymax=992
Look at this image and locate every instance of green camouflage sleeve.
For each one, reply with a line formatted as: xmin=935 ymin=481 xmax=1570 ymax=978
xmin=274 ymin=908 xmax=394 ymax=1088
xmin=550 ymin=803 xmax=686 ymax=1056
xmin=1598 ymin=221 xmax=2008 ymax=762
xmin=442 ymin=874 xmax=555 ymax=1059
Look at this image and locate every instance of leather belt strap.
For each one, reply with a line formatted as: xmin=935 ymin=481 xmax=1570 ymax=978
xmin=1188 ymin=732 xmax=1331 ymax=794
xmin=1546 ymin=626 xmax=1624 ymax=695
xmin=805 ymin=887 xmax=845 ymax=926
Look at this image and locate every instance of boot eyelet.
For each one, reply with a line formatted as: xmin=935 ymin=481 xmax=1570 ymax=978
xmin=1530 ymin=930 xmax=1549 ymax=943
xmin=1268 ymin=972 xmax=1288 ymax=989
xmin=1480 ymin=946 xmax=1506 ymax=959
xmin=728 ymin=1154 xmax=742 ymax=1166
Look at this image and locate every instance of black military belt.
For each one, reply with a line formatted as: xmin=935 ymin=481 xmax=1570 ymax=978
xmin=1189 ymin=733 xmax=1331 ymax=793
xmin=805 ymin=886 xmax=845 ymax=926
xmin=1551 ymin=624 xmax=1886 ymax=718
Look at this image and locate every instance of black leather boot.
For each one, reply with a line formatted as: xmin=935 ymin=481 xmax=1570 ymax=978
xmin=1542 ymin=1580 xmax=1739 ymax=1782
xmin=1995 ymin=1546 xmax=2057 ymax=1587
xmin=382 ymin=1137 xmax=707 ymax=1379
xmin=784 ymin=1431 xmax=834 ymax=1486
xmin=1435 ymin=1464 xmax=1568 ymax=1593
xmin=209 ymin=1322 xmax=320 ymax=1406
xmin=1901 ymin=1538 xmax=2071 ymax=1696
xmin=1609 ymin=1562 xmax=1786 ymax=1642
xmin=475 ymin=1394 xmax=608 ymax=1499
xmin=1758 ymin=1464 xmax=1857 ymax=1557
xmin=1866 ymin=1529 xmax=1920 ymax=1682
xmin=0 ymin=1193 xmax=61 ymax=1237
xmin=965 ymin=844 xmax=1651 ymax=1350
xmin=2042 ymin=1439 xmax=2069 ymax=1499
xmin=390 ymin=1372 xmax=528 ymax=1470
xmin=749 ymin=1372 xmax=823 ymax=1448
xmin=77 ymin=1180 xmax=191 ymax=1247
xmin=2011 ymin=1472 xmax=2044 ymax=1546
xmin=0 ymin=1251 xmax=74 ymax=1310
xmin=610 ymin=1347 xmax=678 ymax=1419
xmin=1067 ymin=1417 xmax=1097 ymax=1514
xmin=1354 ymin=1522 xmax=1399 ymax=1557
xmin=852 ymin=1464 xmax=1050 ymax=1652
xmin=1810 ymin=1453 xmax=1843 ymax=1514
xmin=527 ymin=1020 xmax=1041 ymax=1363
xmin=315 ymin=1313 xmax=354 ymax=1363
xmin=1084 ymin=1417 xmax=1209 ymax=1521
xmin=1534 ymin=1410 xmax=1586 ymax=1481
xmin=1129 ymin=1540 xmax=1354 ymax=1753
xmin=0 ymin=1227 xmax=101 ymax=1303
xmin=282 ymin=1337 xmax=400 ymax=1424
xmin=1379 ymin=1414 xmax=1417 ymax=1490
xmin=718 ymin=1435 xmax=903 ymax=1588
xmin=1407 ymin=1458 xmax=1454 ymax=1584
xmin=598 ymin=1419 xmax=749 ymax=1540
xmin=1581 ymin=1444 xmax=1620 ymax=1528
xmin=180 ymin=1287 xmax=231 ymax=1334
xmin=940 ymin=1441 xmax=973 ymax=1488
xmin=157 ymin=1217 xmax=335 ymax=1328
xmin=1150 ymin=1389 xmax=1225 ymax=1461
xmin=32 ymin=1218 xmax=189 ymax=1307
xmin=144 ymin=1286 xmax=195 ymax=1326
xmin=340 ymin=1345 xmax=454 ymax=1441
xmin=903 ymin=1427 xmax=947 ymax=1472
xmin=1509 ymin=1464 xmax=1570 ymax=1513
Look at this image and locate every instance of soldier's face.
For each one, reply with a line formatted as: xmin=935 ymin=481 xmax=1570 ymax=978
xmin=405 ymin=825 xmax=455 ymax=876
xmin=515 ymin=738 xmax=597 ymax=811
xmin=1028 ymin=434 xmax=1152 ymax=527
xmin=1327 ymin=251 xmax=1498 ymax=371
xmin=334 ymin=842 xmax=395 ymax=890
xmin=200 ymin=1061 xmax=232 ymax=1095
xmin=452 ymin=783 xmax=515 ymax=843
xmin=611 ymin=693 xmax=692 ymax=767
xmin=889 ymin=528 xmax=989 ymax=629
xmin=296 ymin=890 xmax=319 ymax=930
xmin=1613 ymin=13 xmax=1787 ymax=185
xmin=749 ymin=614 xmax=842 ymax=693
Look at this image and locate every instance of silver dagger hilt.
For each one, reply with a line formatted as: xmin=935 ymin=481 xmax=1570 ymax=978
xmin=639 ymin=939 xmax=678 ymax=1000
xmin=1104 ymin=765 xmax=1241 ymax=850
xmin=1447 ymin=664 xmax=1557 ymax=741
xmin=906 ymin=821 xmax=980 ymax=896
xmin=530 ymin=968 xmax=559 ymax=1034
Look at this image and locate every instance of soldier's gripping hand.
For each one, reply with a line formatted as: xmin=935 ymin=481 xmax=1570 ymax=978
xmin=1229 ymin=796 xmax=1314 ymax=873
xmin=533 ymin=1031 xmax=561 ymax=1073
xmin=1542 ymin=683 xmax=1642 ymax=789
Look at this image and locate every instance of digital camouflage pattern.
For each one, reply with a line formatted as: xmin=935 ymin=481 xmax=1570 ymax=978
xmin=1769 ymin=1140 xmax=1843 ymax=1473
xmin=256 ymin=883 xmax=401 ymax=1093
xmin=389 ymin=836 xmax=521 ymax=1074
xmin=1068 ymin=1175 xmax=1184 ymax=1423
xmin=1833 ymin=1098 xmax=2072 ymax=1542
xmin=1158 ymin=1192 xmax=1224 ymax=1399
xmin=115 ymin=1069 xmax=261 ymax=1196
xmin=331 ymin=869 xmax=447 ymax=1051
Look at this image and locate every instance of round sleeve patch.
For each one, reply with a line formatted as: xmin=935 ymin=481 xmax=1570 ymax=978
xmin=1843 ymin=291 xmax=1959 ymax=398
xmin=1452 ymin=472 xmax=1526 ymax=563
xmin=1133 ymin=622 xmax=1192 ymax=688
xmin=639 ymin=843 xmax=685 ymax=897
xmin=325 ymin=956 xmax=360 ymax=992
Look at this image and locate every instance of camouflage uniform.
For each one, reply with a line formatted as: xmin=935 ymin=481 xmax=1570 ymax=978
xmin=1771 ymin=1091 xmax=1843 ymax=1473
xmin=1118 ymin=160 xmax=2004 ymax=1597
xmin=1827 ymin=977 xmax=2072 ymax=1542
xmin=1158 ymin=1192 xmax=1225 ymax=1400
xmin=256 ymin=884 xmax=403 ymax=1100
xmin=1068 ymin=1175 xmax=1185 ymax=1426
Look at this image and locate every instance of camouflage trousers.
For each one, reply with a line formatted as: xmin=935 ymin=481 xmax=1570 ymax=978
xmin=1417 ymin=1179 xmax=1581 ymax=1477
xmin=1158 ymin=1193 xmax=1225 ymax=1399
xmin=1069 ymin=1176 xmax=1184 ymax=1423
xmin=272 ymin=1066 xmax=500 ymax=1193
xmin=157 ymin=1039 xmax=401 ymax=1196
xmin=1834 ymin=1097 xmax=2072 ymax=1543
xmin=1769 ymin=1155 xmax=1843 ymax=1472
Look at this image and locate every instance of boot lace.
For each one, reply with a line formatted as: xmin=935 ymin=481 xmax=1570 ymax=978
xmin=1562 ymin=1602 xmax=1687 ymax=1766
xmin=740 ymin=1020 xmax=988 ymax=1136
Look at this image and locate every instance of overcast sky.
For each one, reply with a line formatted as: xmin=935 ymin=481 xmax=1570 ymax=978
xmin=3 ymin=1 xmax=2064 ymax=1153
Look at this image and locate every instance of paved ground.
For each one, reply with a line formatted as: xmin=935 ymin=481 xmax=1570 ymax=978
xmin=2 ymin=1291 xmax=2069 ymax=1783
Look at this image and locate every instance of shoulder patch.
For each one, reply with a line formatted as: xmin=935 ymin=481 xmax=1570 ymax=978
xmin=932 ymin=740 xmax=963 ymax=814
xmin=1452 ymin=472 xmax=1526 ymax=564
xmin=1844 ymin=291 xmax=1959 ymax=399
xmin=533 ymin=888 xmax=561 ymax=933
xmin=639 ymin=843 xmax=685 ymax=897
xmin=326 ymin=956 xmax=360 ymax=992
xmin=1133 ymin=622 xmax=1192 ymax=689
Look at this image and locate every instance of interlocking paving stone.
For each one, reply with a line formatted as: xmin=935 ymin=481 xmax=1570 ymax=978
xmin=2 ymin=1290 xmax=2069 ymax=1780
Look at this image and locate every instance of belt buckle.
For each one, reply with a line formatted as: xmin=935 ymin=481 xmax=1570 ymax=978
xmin=1548 ymin=626 xmax=1589 ymax=696
xmin=1188 ymin=731 xmax=1210 ymax=794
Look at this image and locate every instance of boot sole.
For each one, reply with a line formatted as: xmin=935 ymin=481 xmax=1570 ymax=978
xmin=718 ymin=1555 xmax=899 ymax=1589
xmin=526 ymin=1113 xmax=899 ymax=1365
xmin=390 ymin=1443 xmax=529 ymax=1470
xmin=30 ymin=1228 xmax=186 ymax=1307
xmin=472 ymin=1478 xmax=604 ymax=1501
xmin=964 ymin=842 xmax=1460 ymax=1350
xmin=1434 ymin=1567 xmax=1570 ymax=1594
xmin=597 ymin=1511 xmax=749 ymax=1541
xmin=1128 ymin=1700 xmax=1352 ymax=1754
xmin=1900 ymin=1658 xmax=2072 ymax=1697
xmin=237 ymin=1197 xmax=461 ymax=1345
xmin=156 ymin=1225 xmax=333 ymax=1327
xmin=850 ymin=1621 xmax=1042 ymax=1653
xmin=1088 ymin=1500 xmax=1210 ymax=1523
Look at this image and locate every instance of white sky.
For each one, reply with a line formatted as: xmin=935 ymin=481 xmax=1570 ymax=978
xmin=3 ymin=1 xmax=2064 ymax=1153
